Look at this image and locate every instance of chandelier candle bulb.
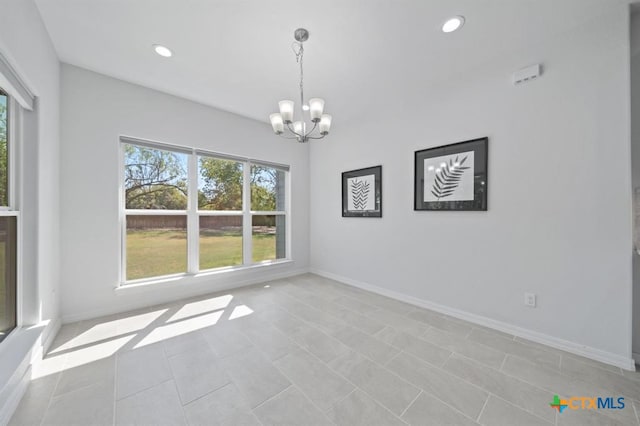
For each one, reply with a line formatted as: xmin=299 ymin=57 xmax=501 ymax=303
xmin=293 ymin=121 xmax=305 ymax=136
xmin=308 ymin=98 xmax=325 ymax=121
xmin=319 ymin=114 xmax=332 ymax=134
xmin=278 ymin=100 xmax=294 ymax=123
xmin=269 ymin=113 xmax=284 ymax=134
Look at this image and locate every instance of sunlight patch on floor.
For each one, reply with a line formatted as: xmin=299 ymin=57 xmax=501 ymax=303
xmin=229 ymin=304 xmax=254 ymax=320
xmin=135 ymin=310 xmax=224 ymax=349
xmin=65 ymin=335 xmax=134 ymax=369
xmin=168 ymin=294 xmax=233 ymax=322
xmin=33 ymin=291 xmax=260 ymax=380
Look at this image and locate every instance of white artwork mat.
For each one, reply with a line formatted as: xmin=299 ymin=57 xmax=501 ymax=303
xmin=423 ymin=151 xmax=475 ymax=202
xmin=347 ymin=174 xmax=376 ymax=211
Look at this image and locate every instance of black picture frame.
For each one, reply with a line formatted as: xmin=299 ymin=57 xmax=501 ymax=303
xmin=342 ymin=166 xmax=382 ymax=217
xmin=414 ymin=137 xmax=488 ymax=211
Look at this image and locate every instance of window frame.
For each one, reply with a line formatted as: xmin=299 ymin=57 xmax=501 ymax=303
xmin=249 ymin=163 xmax=288 ymax=264
xmin=0 ymin=91 xmax=21 ymax=343
xmin=119 ymin=137 xmax=291 ymax=285
xmin=195 ymin=152 xmax=245 ymax=272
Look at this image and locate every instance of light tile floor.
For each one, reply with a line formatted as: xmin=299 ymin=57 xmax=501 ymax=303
xmin=9 ymin=274 xmax=640 ymax=426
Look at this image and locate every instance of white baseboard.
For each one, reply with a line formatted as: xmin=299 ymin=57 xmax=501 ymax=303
xmin=42 ymin=318 xmax=61 ymax=356
xmin=62 ymin=267 xmax=310 ymax=324
xmin=311 ymin=268 xmax=636 ymax=371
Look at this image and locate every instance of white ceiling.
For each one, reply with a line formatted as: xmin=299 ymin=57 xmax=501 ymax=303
xmin=35 ymin=0 xmax=625 ymax=124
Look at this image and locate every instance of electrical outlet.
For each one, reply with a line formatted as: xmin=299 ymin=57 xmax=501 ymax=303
xmin=524 ymin=293 xmax=536 ymax=307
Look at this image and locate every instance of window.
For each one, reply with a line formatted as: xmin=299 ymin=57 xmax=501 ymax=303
xmin=198 ymin=156 xmax=244 ymax=270
xmin=0 ymin=89 xmax=18 ymax=343
xmin=250 ymin=165 xmax=286 ymax=262
xmin=123 ymin=144 xmax=188 ymax=281
xmin=121 ymin=139 xmax=289 ymax=283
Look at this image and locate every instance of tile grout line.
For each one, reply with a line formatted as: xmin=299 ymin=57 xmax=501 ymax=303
xmin=372 ymin=325 xmax=388 ymax=339
xmin=463 ymin=329 xmax=564 ymax=372
xmin=38 ymin=351 xmax=68 ymax=426
xmin=475 ymin=394 xmax=490 ymax=423
xmin=441 ymin=352 xmax=558 ymax=422
xmin=399 ymin=389 xmax=422 ymax=419
xmin=383 ymin=319 xmax=510 ymax=372
xmin=558 ymin=353 xmax=563 ymax=372
xmin=282 ymin=346 xmax=379 ymax=413
xmin=251 ymin=384 xmax=293 ymax=412
xmin=442 ymin=351 xmax=454 ymax=367
xmin=490 ymin=393 xmax=554 ymax=425
xmin=316 ymin=342 xmax=477 ymax=425
xmin=179 ymin=382 xmax=232 ymax=409
xmin=323 ymin=388 xmax=356 ymax=414
xmin=287 ymin=280 xmax=469 ymax=353
xmin=168 ymin=378 xmax=189 ymax=423
xmin=295 ymin=293 xmax=384 ymax=335
xmin=498 ymin=353 xmax=508 ymax=371
xmin=285 ymin=343 xmax=408 ymax=424
xmin=282 ymin=279 xmax=418 ymax=329
xmin=382 ymin=349 xmax=406 ymax=367
xmin=291 ymin=383 xmax=338 ymax=425
xmin=519 ymin=335 xmax=627 ymax=377
xmin=115 ymin=377 xmax=175 ymax=404
xmin=233 ymin=321 xmax=298 ymax=362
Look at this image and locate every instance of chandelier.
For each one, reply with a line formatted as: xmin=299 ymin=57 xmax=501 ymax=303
xmin=269 ymin=28 xmax=332 ymax=143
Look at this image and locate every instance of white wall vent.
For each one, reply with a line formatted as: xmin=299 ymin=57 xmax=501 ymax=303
xmin=512 ymin=64 xmax=542 ymax=86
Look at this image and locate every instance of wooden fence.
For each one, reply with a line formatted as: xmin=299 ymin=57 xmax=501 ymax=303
xmin=127 ymin=214 xmax=277 ymax=229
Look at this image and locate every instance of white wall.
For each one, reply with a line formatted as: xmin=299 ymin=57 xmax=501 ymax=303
xmin=59 ymin=65 xmax=310 ymax=321
xmin=310 ymin=5 xmax=633 ymax=364
xmin=631 ymin=10 xmax=640 ymax=358
xmin=0 ymin=0 xmax=60 ymax=332
xmin=0 ymin=0 xmax=61 ymax=421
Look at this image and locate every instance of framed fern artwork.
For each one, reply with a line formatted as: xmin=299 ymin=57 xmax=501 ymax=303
xmin=414 ymin=137 xmax=488 ymax=211
xmin=342 ymin=165 xmax=382 ymax=217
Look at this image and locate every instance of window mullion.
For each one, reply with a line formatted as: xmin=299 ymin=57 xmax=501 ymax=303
xmin=187 ymin=150 xmax=199 ymax=273
xmin=242 ymin=162 xmax=252 ymax=265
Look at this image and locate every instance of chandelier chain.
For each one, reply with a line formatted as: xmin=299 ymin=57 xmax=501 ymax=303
xmin=292 ymin=42 xmax=305 ymax=113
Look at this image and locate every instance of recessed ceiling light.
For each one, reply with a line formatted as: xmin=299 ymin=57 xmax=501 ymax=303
xmin=302 ymin=104 xmax=310 ymax=111
xmin=442 ymin=16 xmax=465 ymax=33
xmin=153 ymin=44 xmax=172 ymax=57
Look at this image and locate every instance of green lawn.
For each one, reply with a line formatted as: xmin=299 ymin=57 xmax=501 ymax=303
xmin=126 ymin=229 xmax=277 ymax=280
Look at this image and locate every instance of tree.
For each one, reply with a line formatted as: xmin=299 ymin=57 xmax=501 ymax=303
xmin=198 ymin=159 xmax=281 ymax=212
xmin=198 ymin=158 xmax=243 ymax=210
xmin=124 ymin=145 xmax=187 ymax=209
xmin=250 ymin=166 xmax=278 ymax=211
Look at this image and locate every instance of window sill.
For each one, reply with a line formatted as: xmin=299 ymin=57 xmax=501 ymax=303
xmin=0 ymin=322 xmax=48 ymax=422
xmin=115 ymin=259 xmax=294 ymax=294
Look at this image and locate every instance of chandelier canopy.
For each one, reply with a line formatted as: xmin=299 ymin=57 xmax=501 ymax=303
xmin=269 ymin=28 xmax=332 ymax=143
